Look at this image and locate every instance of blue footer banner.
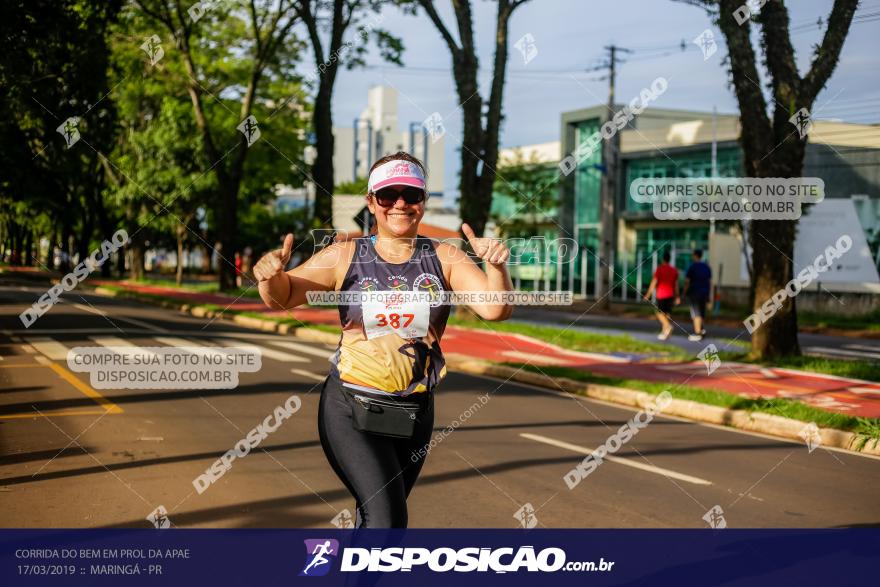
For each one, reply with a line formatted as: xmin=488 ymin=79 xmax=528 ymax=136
xmin=1 ymin=529 xmax=876 ymax=586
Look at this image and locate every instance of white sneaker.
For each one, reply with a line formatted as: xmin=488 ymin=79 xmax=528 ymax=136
xmin=658 ymin=329 xmax=672 ymax=341
xmin=688 ymin=333 xmax=703 ymax=341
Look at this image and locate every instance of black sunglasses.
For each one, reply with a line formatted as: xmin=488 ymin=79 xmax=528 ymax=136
xmin=372 ymin=187 xmax=426 ymax=207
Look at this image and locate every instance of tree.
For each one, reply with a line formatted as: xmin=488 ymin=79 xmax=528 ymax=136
xmin=404 ymin=0 xmax=530 ymax=237
xmin=0 ymin=0 xmax=122 ymax=271
xmin=490 ymin=149 xmax=558 ymax=239
xmin=683 ymin=0 xmax=859 ymax=359
xmin=293 ymin=0 xmax=402 ymax=225
xmin=132 ymin=0 xmax=302 ymax=290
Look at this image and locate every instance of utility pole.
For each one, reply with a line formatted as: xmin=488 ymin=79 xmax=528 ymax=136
xmin=597 ymin=44 xmax=631 ymax=307
xmin=710 ymin=105 xmax=717 ymax=236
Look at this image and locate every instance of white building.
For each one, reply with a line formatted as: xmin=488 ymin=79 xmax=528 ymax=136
xmin=333 ymin=86 xmax=445 ymax=196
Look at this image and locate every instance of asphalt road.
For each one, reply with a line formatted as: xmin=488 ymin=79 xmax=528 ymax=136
xmin=1 ymin=275 xmax=879 ymax=529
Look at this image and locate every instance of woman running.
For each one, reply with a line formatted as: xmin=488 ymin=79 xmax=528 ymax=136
xmin=253 ymin=151 xmax=514 ymax=528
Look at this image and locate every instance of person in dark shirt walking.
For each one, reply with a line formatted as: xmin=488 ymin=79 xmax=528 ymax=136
xmin=683 ymin=249 xmax=712 ymax=341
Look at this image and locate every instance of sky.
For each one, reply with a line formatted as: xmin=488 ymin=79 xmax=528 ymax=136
xmin=317 ymin=0 xmax=880 ymax=199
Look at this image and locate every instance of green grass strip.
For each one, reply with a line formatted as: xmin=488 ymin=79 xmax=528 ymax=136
xmin=507 ymin=363 xmax=880 ymax=445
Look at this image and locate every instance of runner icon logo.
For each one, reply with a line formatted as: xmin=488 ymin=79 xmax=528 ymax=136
xmin=514 ymin=503 xmax=538 ymax=528
xmin=146 ymin=505 xmax=171 ymax=529
xmin=331 ymin=509 xmax=354 ymax=529
xmin=300 ymin=539 xmax=339 ymax=577
xmin=693 ymin=29 xmax=717 ymax=60
xmin=697 ymin=344 xmax=721 ymax=375
xmin=702 ymin=505 xmax=727 ymax=529
xmin=798 ymin=422 xmax=822 ymax=453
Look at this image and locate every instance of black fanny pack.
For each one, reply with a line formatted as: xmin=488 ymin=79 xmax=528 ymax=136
xmin=342 ymin=387 xmax=424 ymax=439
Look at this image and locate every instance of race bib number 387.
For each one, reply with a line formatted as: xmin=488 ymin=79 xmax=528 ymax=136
xmin=363 ymin=299 xmax=429 ymax=340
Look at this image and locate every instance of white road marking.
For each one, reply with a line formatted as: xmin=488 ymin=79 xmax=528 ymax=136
xmin=72 ymin=303 xmax=165 ymax=332
xmin=22 ymin=337 xmax=67 ymax=360
xmin=72 ymin=303 xmax=105 ymax=316
xmin=269 ymin=340 xmax=334 ymax=360
xmin=520 ymin=432 xmax=713 ymax=486
xmin=135 ymin=335 xmax=314 ymax=364
xmin=4 ymin=328 xmax=154 ymax=335
xmin=117 ymin=316 xmax=166 ymax=332
xmin=88 ymin=336 xmax=160 ymax=362
xmin=844 ymin=344 xmax=880 ymax=353
xmin=152 ymin=336 xmax=204 ymax=347
xmin=290 ymin=368 xmax=326 ymax=382
xmin=218 ymin=338 xmax=309 ymax=363
xmin=90 ymin=336 xmax=136 ymax=347
xmin=149 ymin=336 xmax=248 ymax=366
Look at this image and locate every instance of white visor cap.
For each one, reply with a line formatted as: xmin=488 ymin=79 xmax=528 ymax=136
xmin=367 ymin=159 xmax=426 ymax=193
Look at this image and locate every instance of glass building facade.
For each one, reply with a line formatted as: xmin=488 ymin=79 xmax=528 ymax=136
xmin=623 ymin=147 xmax=742 ymax=213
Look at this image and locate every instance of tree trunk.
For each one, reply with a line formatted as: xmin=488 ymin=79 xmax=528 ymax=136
xmin=454 ymin=56 xmax=487 ymax=235
xmin=77 ymin=210 xmax=93 ymax=265
xmin=201 ymin=238 xmax=213 ymax=274
xmin=23 ymin=230 xmax=33 ymax=266
xmin=60 ymin=223 xmax=72 ymax=273
xmin=93 ymin=190 xmax=114 ymax=278
xmin=128 ymin=232 xmax=145 ymax=281
xmin=747 ymin=140 xmax=805 ymax=358
xmin=176 ymin=224 xmax=186 ymax=286
xmin=749 ymin=219 xmax=800 ymax=358
xmin=311 ymin=79 xmax=335 ymax=225
xmin=216 ymin=183 xmax=239 ymax=291
xmin=116 ymin=243 xmax=126 ymax=276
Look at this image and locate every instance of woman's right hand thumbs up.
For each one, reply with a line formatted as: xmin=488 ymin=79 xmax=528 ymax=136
xmin=254 ymin=233 xmax=294 ymax=282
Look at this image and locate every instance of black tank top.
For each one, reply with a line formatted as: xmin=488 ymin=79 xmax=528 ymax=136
xmin=330 ymin=236 xmax=451 ymax=396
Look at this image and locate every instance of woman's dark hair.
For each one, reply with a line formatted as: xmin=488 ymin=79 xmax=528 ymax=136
xmin=368 ymin=151 xmax=427 ymax=187
xmin=662 ymin=251 xmax=671 ymax=263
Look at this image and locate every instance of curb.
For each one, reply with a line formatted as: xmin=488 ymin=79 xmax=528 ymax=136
xmin=444 ymin=356 xmax=880 ymax=458
xmin=86 ymin=284 xmax=879 ymax=457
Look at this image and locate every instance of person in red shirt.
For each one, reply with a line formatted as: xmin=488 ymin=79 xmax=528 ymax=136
xmin=643 ymin=251 xmax=679 ymax=340
xmin=234 ymin=252 xmax=243 ymax=287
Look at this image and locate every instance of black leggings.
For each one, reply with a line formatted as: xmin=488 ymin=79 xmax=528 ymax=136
xmin=318 ymin=376 xmax=434 ymax=528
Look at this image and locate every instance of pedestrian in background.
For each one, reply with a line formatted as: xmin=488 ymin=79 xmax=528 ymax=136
xmin=644 ymin=250 xmax=679 ymax=340
xmin=683 ymin=249 xmax=712 ymax=341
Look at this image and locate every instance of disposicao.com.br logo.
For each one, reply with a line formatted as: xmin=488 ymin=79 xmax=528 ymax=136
xmin=299 ymin=540 xmax=613 ymax=575
xmin=300 ymin=539 xmax=340 ymax=577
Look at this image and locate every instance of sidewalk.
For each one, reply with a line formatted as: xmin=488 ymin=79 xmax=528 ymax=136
xmin=93 ymin=280 xmax=880 ymax=419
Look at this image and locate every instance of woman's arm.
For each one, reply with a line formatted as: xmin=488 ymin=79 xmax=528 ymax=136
xmin=254 ymin=234 xmax=353 ymax=310
xmin=438 ymin=224 xmax=514 ymax=321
